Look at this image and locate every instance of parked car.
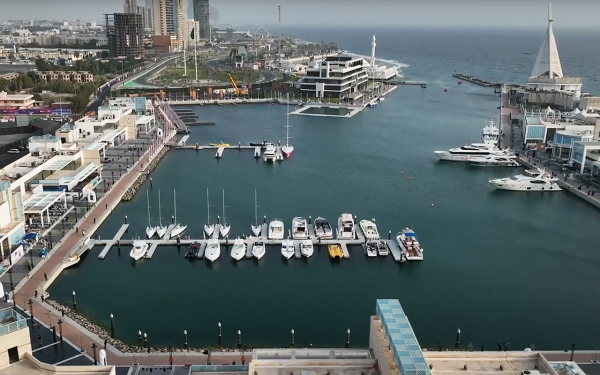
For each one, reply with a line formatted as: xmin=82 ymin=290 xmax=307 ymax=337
xmin=6 ymin=149 xmax=21 ymax=154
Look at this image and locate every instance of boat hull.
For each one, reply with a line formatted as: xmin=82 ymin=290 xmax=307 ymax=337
xmin=156 ymin=227 xmax=167 ymax=239
xmin=204 ymin=224 xmax=214 ymax=237
xmin=220 ymin=225 xmax=231 ymax=238
xmin=489 ymin=181 xmax=562 ymax=191
xmin=251 ymin=225 xmax=262 ymax=237
xmin=231 ymin=249 xmax=246 ymax=261
xmin=146 ymin=227 xmax=156 ymax=239
xmin=470 ymin=161 xmax=519 ymax=167
xmin=282 ymin=145 xmax=294 ymax=158
xmin=170 ymin=225 xmax=187 ymax=238
xmin=129 ymin=243 xmax=149 ymax=261
xmin=252 ymin=244 xmax=265 ymax=259
xmin=205 ymin=247 xmax=220 ymax=262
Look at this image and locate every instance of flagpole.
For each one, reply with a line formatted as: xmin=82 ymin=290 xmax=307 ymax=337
xmin=194 ymin=24 xmax=198 ymax=82
xmin=183 ymin=38 xmax=187 ymax=77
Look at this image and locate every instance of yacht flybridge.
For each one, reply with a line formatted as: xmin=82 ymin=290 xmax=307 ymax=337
xmin=489 ymin=168 xmax=562 ymax=191
xmin=360 ymin=219 xmax=380 ymax=240
xmin=337 ymin=213 xmax=355 ymax=240
xmin=481 ymin=119 xmax=500 ymax=145
xmin=468 ymin=155 xmax=520 ymax=167
xmin=268 ymin=219 xmax=284 ymax=240
xmin=434 ymin=143 xmax=510 ymax=162
xmin=292 ymin=217 xmax=308 ymax=239
xmin=263 ymin=143 xmax=276 ymax=162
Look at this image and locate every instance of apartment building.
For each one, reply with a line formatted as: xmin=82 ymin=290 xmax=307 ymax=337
xmin=36 ymin=71 xmax=94 ymax=83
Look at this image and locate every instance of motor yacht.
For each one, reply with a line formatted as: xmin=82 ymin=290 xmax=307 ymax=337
xmin=395 ymin=228 xmax=424 ymax=261
xmin=281 ymin=238 xmax=295 ymax=259
xmin=230 ymin=237 xmax=246 ymax=261
xmin=377 ymin=241 xmax=389 ymax=256
xmin=204 ymin=239 xmax=221 ymax=262
xmin=365 ymin=242 xmax=378 ymax=257
xmin=268 ymin=219 xmax=285 ymax=240
xmin=434 ymin=143 xmax=509 ymax=162
xmin=291 ymin=217 xmax=308 ymax=239
xmin=488 ymin=168 xmax=561 ymax=191
xmin=336 ymin=213 xmax=355 ymax=240
xmin=314 ymin=217 xmax=333 ymax=239
xmin=468 ymin=155 xmax=520 ymax=167
xmin=328 ymin=244 xmax=343 ymax=259
xmin=300 ymin=240 xmax=313 ymax=258
xmin=252 ymin=241 xmax=266 ymax=259
xmin=263 ymin=143 xmax=276 ymax=162
xmin=359 ymin=219 xmax=380 ymax=240
xmin=481 ymin=119 xmax=500 ymax=145
xmin=129 ymin=241 xmax=149 ymax=261
xmin=145 ymin=191 xmax=156 ymax=239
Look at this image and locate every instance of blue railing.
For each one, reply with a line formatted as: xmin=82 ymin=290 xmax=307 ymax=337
xmin=189 ymin=365 xmax=249 ymax=372
xmin=0 ymin=308 xmax=28 ymax=336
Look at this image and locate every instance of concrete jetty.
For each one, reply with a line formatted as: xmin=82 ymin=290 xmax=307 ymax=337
xmin=97 ymin=224 xmax=130 ymax=259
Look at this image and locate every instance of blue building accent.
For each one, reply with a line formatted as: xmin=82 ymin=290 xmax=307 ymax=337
xmin=572 ymin=143 xmax=585 ymax=164
xmin=526 ymin=125 xmax=545 ymax=140
xmin=9 ymin=222 xmax=25 ymax=246
xmin=14 ymin=192 xmax=23 ymax=222
xmin=134 ymin=97 xmax=146 ymax=113
xmin=376 ymin=300 xmax=430 ymax=375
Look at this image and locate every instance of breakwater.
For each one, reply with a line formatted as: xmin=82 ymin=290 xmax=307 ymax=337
xmin=452 ymin=73 xmax=497 ymax=87
xmin=121 ymin=146 xmax=170 ymax=202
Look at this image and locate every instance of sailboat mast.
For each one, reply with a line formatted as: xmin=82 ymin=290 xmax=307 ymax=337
xmin=254 ymin=189 xmax=258 ymax=226
xmin=206 ymin=188 xmax=210 ymax=224
xmin=285 ymin=93 xmax=290 ymax=146
xmin=222 ymin=189 xmax=226 ymax=225
xmin=158 ymin=190 xmax=163 ymax=226
xmin=146 ymin=190 xmax=152 ymax=227
xmin=173 ymin=189 xmax=177 ymax=223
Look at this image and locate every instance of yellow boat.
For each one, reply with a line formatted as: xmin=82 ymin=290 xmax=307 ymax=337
xmin=328 ymin=244 xmax=343 ymax=259
xmin=209 ymin=142 xmax=230 ymax=147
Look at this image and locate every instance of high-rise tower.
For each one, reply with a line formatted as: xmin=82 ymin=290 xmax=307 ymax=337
xmin=192 ymin=0 xmax=210 ymax=39
xmin=124 ymin=0 xmax=137 ymax=13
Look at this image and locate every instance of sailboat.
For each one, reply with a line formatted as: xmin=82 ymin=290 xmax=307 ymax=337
xmin=156 ymin=190 xmax=167 ymax=239
xmin=145 ymin=190 xmax=156 ymax=238
xmin=251 ymin=189 xmax=261 ymax=237
xmin=170 ymin=189 xmax=187 ymax=238
xmin=204 ymin=188 xmax=214 ymax=237
xmin=281 ymin=94 xmax=294 ymax=158
xmin=219 ymin=189 xmax=231 ymax=238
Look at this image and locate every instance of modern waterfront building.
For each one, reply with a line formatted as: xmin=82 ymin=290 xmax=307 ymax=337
xmin=365 ymin=35 xmax=400 ymax=81
xmin=192 ymin=0 xmax=210 ymax=39
xmin=299 ymin=55 xmax=368 ymax=100
xmin=0 ymin=92 xmax=35 ymax=109
xmin=520 ymin=108 xmax=597 ymax=148
xmin=525 ymin=4 xmax=584 ymax=110
xmin=105 ymin=13 xmax=145 ymax=58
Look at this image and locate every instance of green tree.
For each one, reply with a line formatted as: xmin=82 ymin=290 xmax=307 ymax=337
xmin=35 ymin=58 xmax=53 ymax=71
xmin=0 ymin=78 xmax=7 ymax=92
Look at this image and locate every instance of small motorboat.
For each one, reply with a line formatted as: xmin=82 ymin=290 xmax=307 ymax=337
xmin=291 ymin=217 xmax=308 ymax=239
xmin=328 ymin=244 xmax=343 ymax=259
xmin=204 ymin=239 xmax=221 ymax=262
xmin=457 ymin=81 xmax=462 ymax=84
xmin=281 ymin=238 xmax=295 ymax=259
xmin=314 ymin=217 xmax=333 ymax=239
xmin=130 ymin=241 xmax=149 ymax=261
xmin=365 ymin=242 xmax=377 ymax=258
xmin=230 ymin=237 xmax=246 ymax=261
xmin=300 ymin=240 xmax=313 ymax=258
xmin=252 ymin=241 xmax=266 ymax=259
xmin=377 ymin=241 xmax=389 ymax=256
xmin=360 ymin=219 xmax=380 ymax=240
xmin=268 ymin=219 xmax=285 ymax=240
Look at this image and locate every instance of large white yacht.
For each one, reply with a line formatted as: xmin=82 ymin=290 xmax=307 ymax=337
xmin=468 ymin=155 xmax=520 ymax=167
xmin=337 ymin=213 xmax=355 ymax=240
xmin=252 ymin=241 xmax=266 ymax=259
xmin=434 ymin=143 xmax=509 ymax=162
xmin=129 ymin=241 xmax=149 ymax=261
xmin=481 ymin=119 xmax=500 ymax=145
xmin=204 ymin=239 xmax=221 ymax=262
xmin=359 ymin=219 xmax=380 ymax=240
xmin=281 ymin=238 xmax=295 ymax=259
xmin=268 ymin=219 xmax=285 ymax=240
xmin=263 ymin=143 xmax=276 ymax=162
xmin=300 ymin=240 xmax=313 ymax=258
xmin=489 ymin=168 xmax=561 ymax=191
xmin=291 ymin=217 xmax=308 ymax=239
xmin=395 ymin=228 xmax=424 ymax=261
xmin=314 ymin=217 xmax=333 ymax=239
xmin=230 ymin=237 xmax=246 ymax=261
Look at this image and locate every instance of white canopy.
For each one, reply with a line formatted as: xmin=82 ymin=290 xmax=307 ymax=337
xmin=545 ymin=106 xmax=555 ymax=114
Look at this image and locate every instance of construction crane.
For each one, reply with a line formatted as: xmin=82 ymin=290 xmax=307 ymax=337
xmin=227 ymin=73 xmax=249 ymax=96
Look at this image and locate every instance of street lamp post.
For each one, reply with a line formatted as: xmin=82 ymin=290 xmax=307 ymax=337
xmin=7 ymin=268 xmax=13 ymax=290
xmin=72 ymin=291 xmax=77 ymax=311
xmin=28 ymin=299 xmax=34 ymax=321
xmin=58 ymin=319 xmax=63 ymax=342
xmin=92 ymin=343 xmax=98 ymax=365
xmin=29 ymin=248 xmax=34 ymax=268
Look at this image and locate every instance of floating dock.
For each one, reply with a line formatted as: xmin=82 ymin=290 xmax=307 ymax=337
xmin=187 ymin=121 xmax=216 ymax=126
xmin=98 ymin=224 xmax=129 ymax=259
xmin=177 ymin=135 xmax=190 ymax=146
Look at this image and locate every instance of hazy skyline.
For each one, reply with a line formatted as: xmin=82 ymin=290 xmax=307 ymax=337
xmin=1 ymin=0 xmax=600 ymax=28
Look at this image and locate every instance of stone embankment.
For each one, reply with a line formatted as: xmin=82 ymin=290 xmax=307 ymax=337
xmin=46 ymin=299 xmax=250 ymax=353
xmin=121 ymin=146 xmax=170 ymax=202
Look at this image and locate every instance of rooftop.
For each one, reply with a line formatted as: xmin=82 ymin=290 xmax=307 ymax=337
xmin=22 ymin=191 xmax=66 ymax=213
xmin=0 ymin=355 xmax=114 ymax=375
xmin=422 ymin=352 xmax=556 ymax=375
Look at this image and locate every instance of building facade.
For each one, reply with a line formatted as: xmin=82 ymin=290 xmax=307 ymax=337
xmin=192 ymin=0 xmax=210 ymax=39
xmin=124 ymin=0 xmax=137 ymax=13
xmin=105 ymin=13 xmax=145 ymax=58
xmin=36 ymin=71 xmax=94 ymax=83
xmin=136 ymin=5 xmax=153 ymax=31
xmin=299 ymin=55 xmax=368 ymax=99
xmin=0 ymin=92 xmax=35 ymax=109
xmin=152 ymin=0 xmax=176 ymax=37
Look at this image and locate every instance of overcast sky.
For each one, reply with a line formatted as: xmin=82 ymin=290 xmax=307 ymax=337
xmin=1 ymin=0 xmax=600 ymax=28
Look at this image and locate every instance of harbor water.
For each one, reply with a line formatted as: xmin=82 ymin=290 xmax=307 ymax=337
xmin=50 ymin=27 xmax=600 ymax=350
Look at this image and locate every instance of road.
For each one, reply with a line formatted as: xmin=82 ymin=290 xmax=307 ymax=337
xmin=116 ymin=55 xmax=181 ymax=89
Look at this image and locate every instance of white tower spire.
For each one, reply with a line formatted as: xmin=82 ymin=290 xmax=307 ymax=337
xmin=531 ymin=3 xmax=563 ymax=79
xmin=370 ymin=35 xmax=376 ymax=67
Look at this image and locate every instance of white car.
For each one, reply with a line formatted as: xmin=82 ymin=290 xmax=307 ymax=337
xmin=7 ymin=149 xmax=21 ymax=154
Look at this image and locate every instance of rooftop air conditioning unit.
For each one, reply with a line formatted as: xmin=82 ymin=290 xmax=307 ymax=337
xmin=522 ymin=371 xmax=545 ymax=375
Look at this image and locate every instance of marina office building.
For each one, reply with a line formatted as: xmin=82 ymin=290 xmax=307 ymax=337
xmin=0 ymin=299 xmax=595 ymax=375
xmin=299 ymin=55 xmax=369 ymax=100
xmin=0 ymin=97 xmax=155 ymax=270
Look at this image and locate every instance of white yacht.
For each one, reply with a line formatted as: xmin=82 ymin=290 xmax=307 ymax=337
xmin=281 ymin=238 xmax=295 ymax=259
xmin=434 ymin=143 xmax=509 ymax=162
xmin=219 ymin=190 xmax=231 ymax=238
xmin=300 ymin=240 xmax=313 ymax=258
xmin=291 ymin=217 xmax=308 ymax=239
xmin=468 ymin=155 xmax=520 ymax=167
xmin=314 ymin=217 xmax=333 ymax=239
xmin=365 ymin=242 xmax=378 ymax=257
xmin=377 ymin=241 xmax=389 ymax=256
xmin=230 ymin=237 xmax=246 ymax=261
xmin=129 ymin=241 xmax=149 ymax=261
xmin=251 ymin=189 xmax=261 ymax=237
xmin=204 ymin=188 xmax=214 ymax=238
xmin=489 ymin=168 xmax=561 ymax=192
xmin=268 ymin=219 xmax=285 ymax=240
xmin=336 ymin=213 xmax=355 ymax=240
xmin=156 ymin=190 xmax=167 ymax=239
xmin=145 ymin=191 xmax=156 ymax=239
xmin=170 ymin=189 xmax=187 ymax=238
xmin=263 ymin=143 xmax=276 ymax=162
xmin=360 ymin=219 xmax=380 ymax=240
xmin=481 ymin=119 xmax=500 ymax=145
xmin=252 ymin=241 xmax=266 ymax=259
xmin=204 ymin=239 xmax=221 ymax=262
xmin=395 ymin=228 xmax=424 ymax=261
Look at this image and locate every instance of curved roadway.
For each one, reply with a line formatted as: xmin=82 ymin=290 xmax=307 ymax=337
xmin=118 ymin=54 xmax=181 ymax=89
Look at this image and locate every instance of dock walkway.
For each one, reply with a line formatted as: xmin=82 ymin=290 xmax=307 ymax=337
xmin=97 ymin=224 xmax=130 ymax=259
